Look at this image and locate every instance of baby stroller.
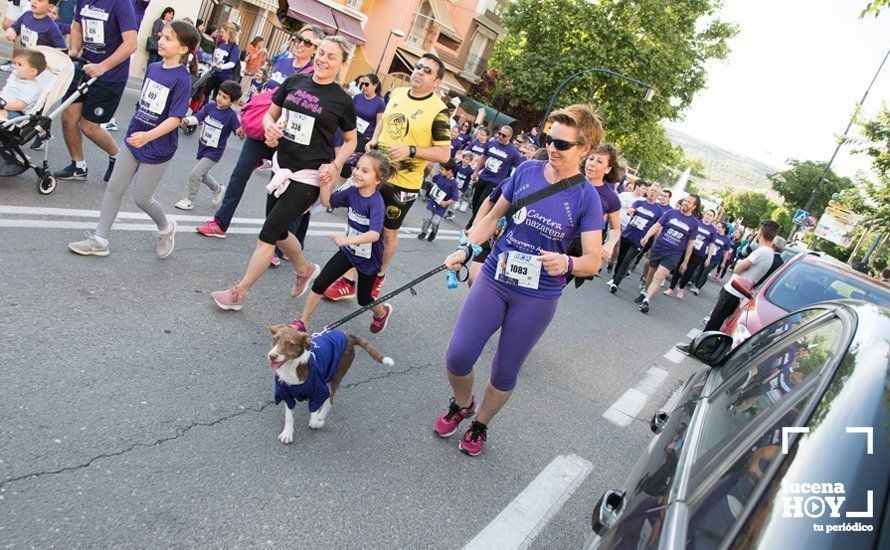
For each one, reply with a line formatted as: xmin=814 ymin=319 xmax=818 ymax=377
xmin=183 ymin=59 xmax=212 ymax=136
xmin=0 ymin=46 xmax=95 ymax=194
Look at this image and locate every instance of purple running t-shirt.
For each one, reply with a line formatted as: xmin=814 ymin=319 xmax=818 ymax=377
xmin=353 ymin=93 xmax=385 ymax=139
xmin=194 ymin=102 xmax=241 ymax=163
xmin=455 ymin=163 xmax=474 ymax=193
xmin=468 ymin=139 xmax=486 ymax=157
xmin=13 ymin=12 xmax=66 ymax=49
xmin=593 ymin=182 xmax=620 ymax=216
xmin=274 ymin=329 xmax=348 ymax=413
xmin=126 ymin=62 xmax=190 ymax=164
xmin=211 ymin=41 xmax=239 ymax=81
xmin=651 ymin=209 xmax=698 ymax=260
xmin=483 ymin=160 xmax=604 ymax=298
xmin=264 ymin=58 xmax=312 ymax=91
xmin=622 ymin=199 xmax=664 ymax=246
xmin=712 ymin=233 xmax=731 ymax=259
xmin=479 ymin=140 xmax=523 ymax=184
xmin=427 ymin=174 xmax=459 ymax=217
xmin=75 ymin=0 xmax=137 ymax=83
xmin=692 ymin=221 xmax=718 ymax=257
xmin=329 ymin=186 xmax=385 ymax=276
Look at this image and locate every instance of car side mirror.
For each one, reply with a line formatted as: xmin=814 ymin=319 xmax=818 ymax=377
xmin=689 ymin=331 xmax=733 ymax=366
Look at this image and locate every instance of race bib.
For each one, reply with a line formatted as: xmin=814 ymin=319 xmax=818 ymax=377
xmin=83 ymin=18 xmax=104 ymax=45
xmin=356 ymin=117 xmax=370 ymax=134
xmin=278 ymin=109 xmax=315 ymax=145
xmin=201 ymin=118 xmax=223 ymax=148
xmin=140 ymin=78 xmax=170 ymax=116
xmin=694 ymin=237 xmax=705 ymax=251
xmin=20 ymin=25 xmax=37 ymax=48
xmin=630 ymin=216 xmax=648 ymax=230
xmin=485 ymin=156 xmax=503 ymax=174
xmin=494 ymin=251 xmax=541 ymax=290
xmin=430 ymin=185 xmax=447 ymax=204
xmin=346 ymin=226 xmax=372 ymax=259
xmin=213 ymin=47 xmax=227 ymax=65
xmin=270 ymin=71 xmax=285 ymax=84
xmin=398 ymin=191 xmax=418 ymax=203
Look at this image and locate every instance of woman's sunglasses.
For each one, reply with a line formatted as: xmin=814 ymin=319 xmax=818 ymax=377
xmin=296 ymin=36 xmax=317 ymax=48
xmin=359 ymin=82 xmax=370 ymax=87
xmin=413 ymin=62 xmax=435 ymax=75
xmin=543 ymin=134 xmax=579 ymax=151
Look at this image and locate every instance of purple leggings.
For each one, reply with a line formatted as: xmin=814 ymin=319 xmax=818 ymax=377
xmin=446 ymin=273 xmax=559 ymax=391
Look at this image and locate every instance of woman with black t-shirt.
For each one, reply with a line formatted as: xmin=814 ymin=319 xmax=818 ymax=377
xmin=211 ymin=37 xmax=358 ymax=311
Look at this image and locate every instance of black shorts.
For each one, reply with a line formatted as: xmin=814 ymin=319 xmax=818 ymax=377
xmin=380 ymin=183 xmax=419 ymax=230
xmin=472 ymin=242 xmax=492 ymax=264
xmin=648 ymin=250 xmax=681 ymax=272
xmin=65 ymin=73 xmax=126 ymax=124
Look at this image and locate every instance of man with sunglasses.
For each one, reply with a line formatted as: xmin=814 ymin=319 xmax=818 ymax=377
xmin=465 ymin=125 xmax=523 ymax=230
xmin=323 ymin=52 xmax=451 ymax=302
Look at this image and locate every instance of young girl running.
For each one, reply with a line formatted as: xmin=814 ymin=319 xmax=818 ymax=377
xmin=292 ymin=150 xmax=394 ymax=334
xmin=68 ymin=20 xmax=199 ymax=258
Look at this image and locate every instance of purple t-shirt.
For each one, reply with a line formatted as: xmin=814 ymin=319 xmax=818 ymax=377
xmin=126 ymin=62 xmax=190 ymax=164
xmin=75 ymin=0 xmax=137 ymax=83
xmin=211 ymin=41 xmax=239 ymax=81
xmin=427 ymin=174 xmax=459 ymax=217
xmin=622 ymin=199 xmax=664 ymax=246
xmin=468 ymin=139 xmax=486 ymax=157
xmin=593 ymin=182 xmax=620 ymax=216
xmin=692 ymin=221 xmax=718 ymax=257
xmin=56 ymin=21 xmax=72 ymax=36
xmin=450 ymin=137 xmax=462 ymax=159
xmin=455 ymin=163 xmax=474 ymax=193
xmin=483 ymin=161 xmax=604 ymax=298
xmin=457 ymin=132 xmax=471 ymax=149
xmin=651 ymin=209 xmax=698 ymax=260
xmin=711 ymin=233 xmax=731 ymax=260
xmin=13 ymin=12 xmax=66 ymax=49
xmin=330 ymin=186 xmax=385 ymax=276
xmin=194 ymin=102 xmax=240 ymax=163
xmin=132 ymin=0 xmax=149 ymax=28
xmin=353 ymin=93 xmax=385 ymax=139
xmin=479 ymin=140 xmax=523 ymax=184
xmin=263 ymin=58 xmax=312 ymax=91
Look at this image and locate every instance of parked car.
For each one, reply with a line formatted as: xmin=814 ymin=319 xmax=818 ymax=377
xmin=722 ymin=252 xmax=890 ymax=345
xmin=587 ymin=301 xmax=890 ymax=549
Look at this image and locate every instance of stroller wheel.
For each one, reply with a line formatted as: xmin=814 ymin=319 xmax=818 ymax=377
xmin=37 ymin=175 xmax=57 ymax=195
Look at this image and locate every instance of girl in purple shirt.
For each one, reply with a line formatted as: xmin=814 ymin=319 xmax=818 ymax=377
xmin=293 ymin=151 xmax=394 ymax=334
xmin=68 ymin=20 xmax=199 ymax=259
xmin=436 ymin=105 xmax=606 ymax=456
xmin=201 ymin=22 xmax=238 ymax=104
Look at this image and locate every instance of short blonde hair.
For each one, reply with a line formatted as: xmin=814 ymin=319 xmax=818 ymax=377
xmin=221 ymin=22 xmax=237 ymax=44
xmin=321 ymin=36 xmax=355 ymax=64
xmin=547 ymin=104 xmax=604 ymax=148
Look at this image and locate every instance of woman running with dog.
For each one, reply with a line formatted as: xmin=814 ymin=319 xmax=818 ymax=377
xmin=435 ymin=104 xmax=605 ymax=456
xmin=210 ymin=36 xmax=357 ymax=311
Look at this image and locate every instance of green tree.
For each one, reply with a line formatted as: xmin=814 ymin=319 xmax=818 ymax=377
xmin=767 ymin=159 xmax=853 ymax=216
xmin=469 ymin=0 xmax=737 ymax=179
xmin=861 ymin=0 xmax=889 ymax=17
xmin=847 ymin=104 xmax=890 ymax=227
xmin=721 ymin=191 xmax=778 ymax=228
xmin=771 ymin=206 xmax=793 ymax=235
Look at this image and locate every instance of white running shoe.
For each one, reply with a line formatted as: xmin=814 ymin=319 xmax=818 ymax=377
xmin=174 ymin=198 xmax=194 ymax=210
xmin=69 ymin=232 xmax=109 ymax=256
xmin=102 ymin=119 xmax=118 ymax=131
xmin=212 ymin=185 xmax=226 ymax=207
xmin=157 ymin=219 xmax=177 ymax=258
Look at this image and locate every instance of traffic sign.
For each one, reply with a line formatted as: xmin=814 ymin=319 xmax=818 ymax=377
xmin=792 ymin=209 xmax=810 ymax=226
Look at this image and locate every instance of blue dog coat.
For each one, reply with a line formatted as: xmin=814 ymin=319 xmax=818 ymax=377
xmin=274 ymin=330 xmax=348 ymax=412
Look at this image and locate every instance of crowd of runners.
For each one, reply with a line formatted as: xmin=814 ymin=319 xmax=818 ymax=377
xmin=2 ymin=0 xmax=788 ymax=457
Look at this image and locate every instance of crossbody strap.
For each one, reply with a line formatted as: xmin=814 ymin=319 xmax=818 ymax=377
xmin=506 ymin=173 xmax=587 ymax=219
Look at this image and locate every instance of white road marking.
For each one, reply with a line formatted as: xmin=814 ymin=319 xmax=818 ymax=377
xmin=663 ymin=347 xmax=686 ymax=364
xmin=686 ymin=328 xmax=702 ymax=339
xmin=464 ymin=454 xmax=593 ymax=550
xmin=602 ymin=367 xmax=669 ymax=427
xmin=662 ymin=384 xmax=686 ymax=413
xmin=0 ymin=204 xmax=462 ymax=234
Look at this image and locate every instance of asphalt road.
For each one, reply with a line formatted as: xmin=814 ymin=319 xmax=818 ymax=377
xmin=0 ymin=78 xmax=718 ymax=548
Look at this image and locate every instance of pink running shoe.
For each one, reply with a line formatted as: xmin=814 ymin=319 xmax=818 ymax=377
xmin=270 ymin=254 xmax=281 ymax=267
xmin=676 ymin=289 xmax=685 ymax=300
xmin=370 ymin=303 xmax=393 ymax=334
xmin=324 ymin=277 xmax=356 ymax=301
xmin=291 ymin=263 xmax=319 ymax=298
xmin=370 ymin=274 xmax=385 ymax=300
xmin=211 ymin=286 xmax=244 ymax=311
xmin=663 ymin=288 xmax=674 ymax=297
xmin=434 ymin=396 xmax=476 ymax=437
xmin=196 ymin=220 xmax=226 ymax=238
xmin=289 ymin=319 xmax=307 ymax=331
xmin=459 ymin=421 xmax=488 ymax=456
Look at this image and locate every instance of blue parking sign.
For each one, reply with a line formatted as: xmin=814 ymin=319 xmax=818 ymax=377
xmin=792 ymin=209 xmax=810 ymax=225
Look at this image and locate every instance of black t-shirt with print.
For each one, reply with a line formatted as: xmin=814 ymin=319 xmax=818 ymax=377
xmin=271 ymin=74 xmax=357 ymax=171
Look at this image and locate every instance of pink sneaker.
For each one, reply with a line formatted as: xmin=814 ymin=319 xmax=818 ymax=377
xmin=196 ymin=220 xmax=226 ymax=238
xmin=370 ymin=274 xmax=385 ymax=300
xmin=434 ymin=396 xmax=476 ymax=437
xmin=677 ymin=289 xmax=685 ymax=300
xmin=459 ymin=421 xmax=488 ymax=456
xmin=324 ymin=277 xmax=356 ymax=301
xmin=211 ymin=286 xmax=244 ymax=311
xmin=370 ymin=303 xmax=393 ymax=334
xmin=663 ymin=288 xmax=674 ymax=297
xmin=270 ymin=254 xmax=281 ymax=267
xmin=289 ymin=319 xmax=307 ymax=331
xmin=290 ymin=263 xmax=319 ymax=298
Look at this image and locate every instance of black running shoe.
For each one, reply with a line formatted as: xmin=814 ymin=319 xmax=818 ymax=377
xmin=633 ymin=293 xmax=645 ymax=304
xmin=417 ymin=232 xmax=427 ymax=240
xmin=54 ymin=163 xmax=87 ymax=180
xmin=675 ymin=343 xmax=691 ymax=354
xmin=639 ymin=300 xmax=650 ymax=313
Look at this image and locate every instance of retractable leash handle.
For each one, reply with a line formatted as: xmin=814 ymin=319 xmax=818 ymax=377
xmin=445 ymin=242 xmax=482 ymax=289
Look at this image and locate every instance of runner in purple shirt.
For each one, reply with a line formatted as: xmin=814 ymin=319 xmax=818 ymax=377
xmin=583 ymin=144 xmax=622 ymax=260
xmin=607 ymin=183 xmax=664 ymax=293
xmin=54 ymin=0 xmax=137 ymax=183
xmin=695 ymin=221 xmax=732 ymax=293
xmin=352 ymin=73 xmax=385 ymax=149
xmin=466 ymin=125 xmax=523 ymax=230
xmin=418 ymin=160 xmax=459 ymax=241
xmin=436 ymin=105 xmax=606 ymax=457
xmin=467 ymin=126 xmax=490 ymax=158
xmin=635 ymin=194 xmax=701 ymax=313
xmin=200 ymin=22 xmax=238 ymax=103
xmin=9 ymin=8 xmax=66 ymax=49
xmin=667 ymin=209 xmax=717 ymax=298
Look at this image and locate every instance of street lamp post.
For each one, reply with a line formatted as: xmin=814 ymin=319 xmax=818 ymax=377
xmin=375 ymin=29 xmax=406 ymax=76
xmin=537 ymin=68 xmax=656 ymax=136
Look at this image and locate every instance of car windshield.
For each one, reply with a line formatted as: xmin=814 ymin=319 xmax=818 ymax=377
xmin=765 ymin=261 xmax=890 ymax=312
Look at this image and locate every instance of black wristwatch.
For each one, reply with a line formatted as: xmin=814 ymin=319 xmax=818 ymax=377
xmin=409 ymin=145 xmax=417 ymax=158
xmin=0 ymin=98 xmax=6 ymax=110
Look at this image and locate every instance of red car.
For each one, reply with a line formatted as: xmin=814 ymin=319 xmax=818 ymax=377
xmin=722 ymin=251 xmax=890 ymax=345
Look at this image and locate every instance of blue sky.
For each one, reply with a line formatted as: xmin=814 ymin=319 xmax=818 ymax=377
xmin=668 ymin=0 xmax=890 ymax=180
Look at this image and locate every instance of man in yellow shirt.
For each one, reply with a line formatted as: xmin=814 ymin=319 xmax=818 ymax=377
xmin=324 ymin=52 xmax=451 ymax=302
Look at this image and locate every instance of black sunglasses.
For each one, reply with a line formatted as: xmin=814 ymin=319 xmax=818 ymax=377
xmin=413 ymin=62 xmax=435 ymax=75
xmin=359 ymin=82 xmax=370 ymax=88
xmin=543 ymin=134 xmax=579 ymax=151
xmin=497 ymin=131 xmax=510 ymax=139
xmin=296 ymin=36 xmax=317 ymax=48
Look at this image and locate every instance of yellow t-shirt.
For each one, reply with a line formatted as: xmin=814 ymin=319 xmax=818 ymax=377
xmin=376 ymin=88 xmax=451 ymax=190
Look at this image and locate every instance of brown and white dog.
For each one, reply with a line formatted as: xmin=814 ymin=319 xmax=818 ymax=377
xmin=268 ymin=324 xmax=393 ymax=443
